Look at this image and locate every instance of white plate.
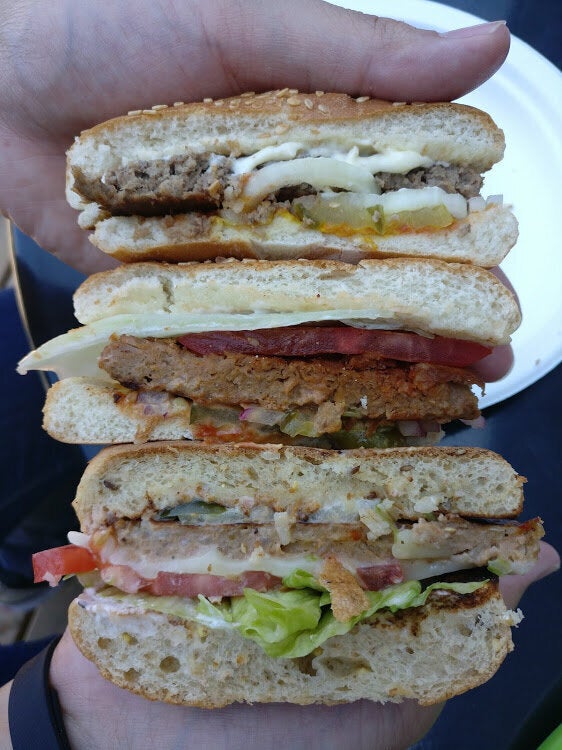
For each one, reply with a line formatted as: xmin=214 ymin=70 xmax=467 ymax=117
xmin=329 ymin=0 xmax=562 ymax=407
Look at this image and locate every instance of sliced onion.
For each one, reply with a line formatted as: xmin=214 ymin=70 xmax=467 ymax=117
xmin=397 ymin=420 xmax=441 ymax=437
xmin=379 ymin=186 xmax=467 ymax=220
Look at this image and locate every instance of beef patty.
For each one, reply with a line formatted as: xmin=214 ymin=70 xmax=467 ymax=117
xmin=100 ymin=335 xmax=481 ymax=424
xmin=73 ymin=156 xmax=483 ymax=216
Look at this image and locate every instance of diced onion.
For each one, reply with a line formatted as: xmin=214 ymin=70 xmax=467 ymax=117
xmin=239 ymin=406 xmax=285 ymax=425
xmin=486 ymin=194 xmax=503 ymax=206
xmin=67 ymin=531 xmax=91 ymax=549
xmin=397 ymin=420 xmax=424 ymax=437
xmin=468 ymin=196 xmax=486 ymax=212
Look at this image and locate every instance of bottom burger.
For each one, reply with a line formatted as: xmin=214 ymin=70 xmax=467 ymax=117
xmin=34 ymin=443 xmax=542 ymax=707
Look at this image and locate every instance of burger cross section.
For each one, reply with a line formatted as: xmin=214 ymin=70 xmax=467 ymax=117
xmin=20 ymin=90 xmax=543 ymax=707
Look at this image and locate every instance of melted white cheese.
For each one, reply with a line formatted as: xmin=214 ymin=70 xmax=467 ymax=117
xmin=18 ymin=309 xmax=423 ymax=378
xmin=98 ymin=541 xmax=486 ymax=584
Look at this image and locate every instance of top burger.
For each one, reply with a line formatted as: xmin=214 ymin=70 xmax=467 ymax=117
xmin=66 ymin=90 xmax=517 ymax=266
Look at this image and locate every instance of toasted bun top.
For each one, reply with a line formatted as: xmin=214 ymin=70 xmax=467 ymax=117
xmin=73 ymin=442 xmax=525 ymax=530
xmin=72 ymin=258 xmax=520 ymax=346
xmin=67 ymin=92 xmax=504 ymax=176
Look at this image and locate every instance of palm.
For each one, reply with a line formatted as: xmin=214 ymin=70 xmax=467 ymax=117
xmin=51 ymin=629 xmax=441 ymax=750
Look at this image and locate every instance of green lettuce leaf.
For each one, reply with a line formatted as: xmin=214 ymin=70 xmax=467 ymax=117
xmin=196 ymin=571 xmax=487 ymax=658
xmin=97 ymin=572 xmax=488 ymax=659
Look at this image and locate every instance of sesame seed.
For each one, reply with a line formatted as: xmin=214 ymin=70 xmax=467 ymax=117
xmin=229 ymin=101 xmax=240 ymax=108
xmin=304 ymin=98 xmax=314 ymax=109
xmin=203 ymin=97 xmax=213 ymax=103
xmin=392 ymin=101 xmax=406 ymax=106
xmin=288 ymin=88 xmax=298 ymax=95
xmin=315 ymin=90 xmax=325 ymax=96
xmin=214 ymin=100 xmax=224 ymax=106
xmin=355 ymin=96 xmax=370 ymax=103
xmin=142 ymin=109 xmax=157 ymax=114
xmin=173 ymin=102 xmax=184 ymax=107
xmin=127 ymin=110 xmax=142 ymax=116
xmin=318 ymin=104 xmax=329 ymax=114
xmin=287 ymin=96 xmax=301 ymax=106
xmin=240 ymin=91 xmax=255 ymax=97
xmin=275 ymin=88 xmax=290 ymax=98
xmin=151 ymin=104 xmax=168 ymax=110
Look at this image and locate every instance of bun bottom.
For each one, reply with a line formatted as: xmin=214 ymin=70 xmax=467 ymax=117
xmin=69 ymin=582 xmax=517 ymax=708
xmin=88 ymin=205 xmax=517 ymax=268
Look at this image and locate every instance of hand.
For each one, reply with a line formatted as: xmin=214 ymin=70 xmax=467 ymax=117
xmin=0 ymin=0 xmax=509 ymax=274
xmin=0 ymin=543 xmax=554 ymax=750
xmin=47 ymin=630 xmax=441 ymax=750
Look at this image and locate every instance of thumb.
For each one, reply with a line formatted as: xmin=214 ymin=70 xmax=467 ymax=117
xmin=203 ymin=0 xmax=510 ymax=101
xmin=0 ymin=0 xmax=510 ymax=140
xmin=499 ymin=541 xmax=560 ymax=609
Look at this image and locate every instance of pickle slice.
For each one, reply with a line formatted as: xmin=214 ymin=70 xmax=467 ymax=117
xmin=292 ymin=195 xmax=455 ymax=234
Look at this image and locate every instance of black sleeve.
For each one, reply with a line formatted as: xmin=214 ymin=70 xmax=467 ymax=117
xmin=8 ymin=636 xmax=71 ymax=749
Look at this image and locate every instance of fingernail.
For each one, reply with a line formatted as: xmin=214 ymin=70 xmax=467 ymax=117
xmin=440 ymin=20 xmax=506 ymax=39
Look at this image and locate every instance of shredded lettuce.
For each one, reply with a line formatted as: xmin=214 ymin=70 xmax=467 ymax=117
xmin=487 ymin=558 xmax=513 ymax=576
xmin=196 ymin=571 xmax=487 ymax=658
xmin=96 ymin=572 xmax=487 ymax=659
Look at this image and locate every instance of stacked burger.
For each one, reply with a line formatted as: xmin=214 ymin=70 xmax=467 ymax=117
xmin=21 ymin=92 xmax=542 ymax=707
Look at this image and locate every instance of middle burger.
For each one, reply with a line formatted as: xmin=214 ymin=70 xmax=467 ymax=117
xmin=19 ymin=256 xmax=520 ymax=447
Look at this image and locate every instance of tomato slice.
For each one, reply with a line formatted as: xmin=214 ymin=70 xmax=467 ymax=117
xmin=177 ymin=327 xmax=491 ymax=367
xmin=33 ymin=544 xmax=96 ymax=585
xmin=148 ymin=571 xmax=282 ymax=598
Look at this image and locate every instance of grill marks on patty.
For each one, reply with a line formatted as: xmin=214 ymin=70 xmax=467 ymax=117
xmin=99 ymin=335 xmax=480 ymax=423
xmin=72 ymin=157 xmax=483 ymax=216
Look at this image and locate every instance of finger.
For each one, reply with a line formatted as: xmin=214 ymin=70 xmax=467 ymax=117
xmin=472 ymin=344 xmax=514 ymax=382
xmin=471 ymin=266 xmax=521 ymax=381
xmin=499 ymin=541 xmax=560 ymax=610
xmin=1 ymin=0 xmax=510 ymax=140
xmin=489 ymin=266 xmax=521 ymax=309
xmin=203 ymin=2 xmax=510 ymax=101
xmin=0 ymin=141 xmax=117 ymax=272
xmin=51 ymin=629 xmax=442 ymax=750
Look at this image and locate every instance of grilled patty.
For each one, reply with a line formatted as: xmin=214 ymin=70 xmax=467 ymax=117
xmin=100 ymin=335 xmax=480 ymax=423
xmin=73 ymin=158 xmax=483 ymax=215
